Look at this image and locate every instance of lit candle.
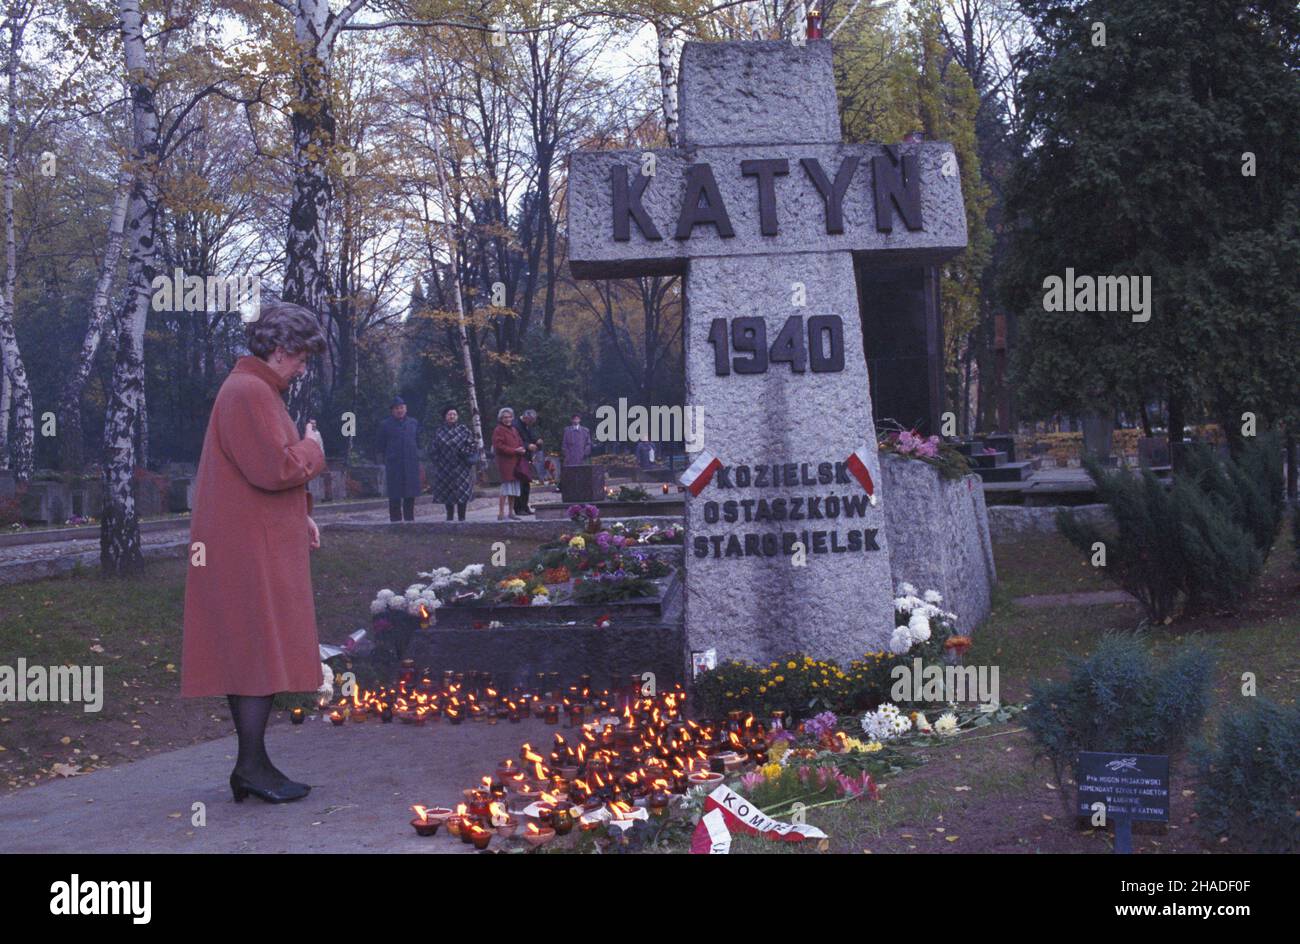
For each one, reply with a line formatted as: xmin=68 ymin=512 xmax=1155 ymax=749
xmin=469 ymin=825 xmax=492 ymax=850
xmin=410 ymin=805 xmax=439 ymax=837
xmin=329 ymin=710 xmax=345 ymax=726
xmin=552 ymin=807 xmax=574 ymax=835
xmin=290 ymin=707 xmax=305 ymax=725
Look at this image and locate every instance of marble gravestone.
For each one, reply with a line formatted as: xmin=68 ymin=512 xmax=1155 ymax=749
xmin=567 ymin=40 xmax=970 ymax=666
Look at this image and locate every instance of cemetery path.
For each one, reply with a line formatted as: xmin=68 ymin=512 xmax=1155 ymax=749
xmin=1011 ymin=590 xmax=1137 ymax=608
xmin=0 ymin=495 xmax=514 ymax=586
xmin=0 ymin=712 xmax=557 ymax=853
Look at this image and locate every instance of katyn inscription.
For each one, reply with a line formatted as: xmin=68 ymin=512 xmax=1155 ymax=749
xmin=566 ymin=40 xmax=969 ymax=666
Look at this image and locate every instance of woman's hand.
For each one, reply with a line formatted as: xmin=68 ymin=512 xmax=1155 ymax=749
xmin=307 ymin=516 xmax=321 ymax=550
xmin=517 ymin=446 xmax=526 ymax=454
xmin=304 ymin=420 xmax=324 ymax=452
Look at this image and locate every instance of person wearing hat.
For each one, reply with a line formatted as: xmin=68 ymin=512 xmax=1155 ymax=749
xmin=377 ymin=396 xmax=421 ymax=521
xmin=429 ymin=404 xmax=477 ymax=521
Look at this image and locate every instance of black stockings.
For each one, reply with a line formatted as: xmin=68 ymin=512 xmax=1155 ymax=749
xmin=227 ymin=694 xmax=287 ymax=785
xmin=444 ymin=501 xmax=467 ymax=521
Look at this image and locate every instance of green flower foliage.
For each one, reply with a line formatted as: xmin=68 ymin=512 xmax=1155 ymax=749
xmin=1025 ymin=634 xmax=1214 ymax=793
xmin=1194 ymin=699 xmax=1300 ymax=853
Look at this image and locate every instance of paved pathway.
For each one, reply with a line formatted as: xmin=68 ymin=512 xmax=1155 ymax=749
xmin=0 ymin=713 xmax=560 ymax=853
xmin=1011 ymin=590 xmax=1136 ymax=608
xmin=0 ymin=489 xmax=567 ymax=585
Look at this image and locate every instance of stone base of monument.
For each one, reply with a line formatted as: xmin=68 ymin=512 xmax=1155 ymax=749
xmin=632 ymin=466 xmax=674 ymax=483
xmin=533 ymin=498 xmax=684 ymax=520
xmin=404 ymin=576 xmax=686 ymax=689
xmin=435 ymin=570 xmax=679 ymax=629
xmin=880 ymin=454 xmax=996 ymax=634
xmin=558 ymin=465 xmax=605 ymax=503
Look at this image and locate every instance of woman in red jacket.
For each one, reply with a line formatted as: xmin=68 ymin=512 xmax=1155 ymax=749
xmin=182 ymin=301 xmax=327 ymax=804
xmin=491 ymin=407 xmax=527 ymax=521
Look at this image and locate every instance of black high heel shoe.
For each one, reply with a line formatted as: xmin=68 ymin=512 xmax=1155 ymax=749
xmin=230 ymin=772 xmax=311 ymax=804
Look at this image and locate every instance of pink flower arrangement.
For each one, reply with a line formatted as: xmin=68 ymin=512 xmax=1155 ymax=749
xmin=891 ymin=429 xmax=940 ymax=459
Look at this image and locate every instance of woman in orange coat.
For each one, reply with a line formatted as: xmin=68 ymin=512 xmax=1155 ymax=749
xmin=181 ymin=301 xmax=327 ymax=804
xmin=492 ymin=407 xmax=527 ymax=521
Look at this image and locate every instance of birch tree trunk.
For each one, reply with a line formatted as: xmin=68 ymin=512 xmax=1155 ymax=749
xmin=101 ymin=0 xmax=161 ymax=575
xmin=0 ymin=352 xmax=9 ymax=468
xmin=59 ymin=169 xmax=131 ymax=471
xmin=282 ymin=0 xmax=342 ymax=425
xmin=655 ymin=22 xmax=679 ymax=146
xmin=418 ymin=47 xmax=485 ymax=462
xmin=0 ymin=4 xmax=34 ymax=481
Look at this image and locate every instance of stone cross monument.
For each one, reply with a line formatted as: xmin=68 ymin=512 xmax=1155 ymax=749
xmin=567 ymin=40 xmax=968 ymax=666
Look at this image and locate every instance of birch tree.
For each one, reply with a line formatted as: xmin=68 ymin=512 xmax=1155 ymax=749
xmin=58 ymin=168 xmax=131 ymax=471
xmin=100 ymin=0 xmax=163 ymax=574
xmin=0 ymin=0 xmax=36 ymax=481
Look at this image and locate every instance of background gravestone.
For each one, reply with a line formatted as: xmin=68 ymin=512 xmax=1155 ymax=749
xmin=568 ymin=40 xmax=969 ymax=666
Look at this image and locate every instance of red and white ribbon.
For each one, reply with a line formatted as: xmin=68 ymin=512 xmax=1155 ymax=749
xmin=689 ymin=808 xmax=733 ymax=854
xmin=689 ymin=784 xmax=828 ymax=853
xmin=845 ymin=445 xmax=879 ymax=505
xmin=679 ymin=450 xmax=722 ymax=497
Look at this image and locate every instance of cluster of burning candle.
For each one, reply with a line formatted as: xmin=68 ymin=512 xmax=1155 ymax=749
xmin=324 ymin=666 xmax=603 ymax=727
xmin=409 ymin=679 xmax=774 ymax=849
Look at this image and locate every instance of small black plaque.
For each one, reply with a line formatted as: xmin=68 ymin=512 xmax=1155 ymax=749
xmin=1076 ymin=751 xmax=1170 ymax=822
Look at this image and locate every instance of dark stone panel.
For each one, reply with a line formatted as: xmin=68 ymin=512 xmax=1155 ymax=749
xmin=856 ymin=262 xmax=943 ymax=437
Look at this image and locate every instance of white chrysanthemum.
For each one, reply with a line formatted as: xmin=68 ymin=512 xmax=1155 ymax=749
xmin=888 ymin=627 xmax=913 ymax=654
xmin=935 ymin=712 xmax=959 ymax=737
xmin=369 ymin=599 xmax=387 ymax=615
xmin=388 ymin=596 xmax=408 ymax=611
xmin=908 ymin=610 xmax=931 ymax=642
xmin=318 ymin=663 xmax=334 ymax=697
xmin=459 ymin=563 xmax=484 ymax=577
xmin=376 ymin=588 xmax=395 ymax=601
xmin=898 ymin=582 xmax=917 ymax=597
xmin=923 ymin=589 xmax=943 ymax=604
xmin=530 ymin=596 xmax=551 ymax=606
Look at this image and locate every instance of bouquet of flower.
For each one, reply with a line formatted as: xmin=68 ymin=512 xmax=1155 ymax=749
xmin=890 ymin=583 xmax=960 ymax=656
xmin=877 ymin=425 xmax=973 ymax=480
xmin=567 ymin=503 xmax=601 ymax=528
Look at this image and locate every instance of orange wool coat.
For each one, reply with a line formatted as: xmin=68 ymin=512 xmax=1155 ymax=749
xmin=181 ymin=356 xmax=326 ymax=697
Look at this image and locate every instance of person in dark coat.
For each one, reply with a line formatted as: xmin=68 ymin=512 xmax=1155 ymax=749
xmin=561 ymin=413 xmax=592 ymax=469
xmin=512 ymin=408 xmax=542 ymax=515
xmin=635 ymin=435 xmax=657 ymax=469
xmin=429 ymin=405 xmax=477 ymax=521
xmin=377 ymin=396 xmax=421 ymax=521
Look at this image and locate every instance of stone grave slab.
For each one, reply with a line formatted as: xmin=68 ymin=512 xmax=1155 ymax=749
xmin=879 ymin=454 xmax=995 ymax=633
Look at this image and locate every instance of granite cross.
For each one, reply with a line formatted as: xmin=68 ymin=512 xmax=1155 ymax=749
xmin=566 ymin=40 xmax=968 ymax=666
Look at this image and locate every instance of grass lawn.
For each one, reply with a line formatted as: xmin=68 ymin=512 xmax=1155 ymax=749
xmin=0 ymin=527 xmax=541 ymax=791
xmin=1 ymin=519 xmax=1296 ymax=854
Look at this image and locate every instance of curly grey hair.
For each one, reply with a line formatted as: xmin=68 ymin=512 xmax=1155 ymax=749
xmin=521 ymin=409 xmax=538 ymax=421
xmin=497 ymin=406 xmax=515 ymax=423
xmin=246 ymin=300 xmax=327 ymax=359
